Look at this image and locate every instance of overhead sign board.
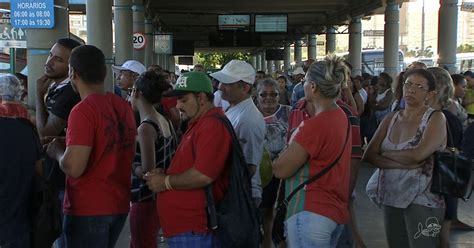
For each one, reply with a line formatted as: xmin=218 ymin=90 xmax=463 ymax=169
xmin=363 ymin=30 xmax=384 ymax=37
xmin=11 ymin=0 xmax=55 ymax=29
xmin=154 ymin=34 xmax=172 ymax=54
xmin=133 ymin=32 xmax=146 ymax=50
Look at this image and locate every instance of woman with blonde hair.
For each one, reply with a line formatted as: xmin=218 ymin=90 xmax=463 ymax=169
xmin=364 ymin=69 xmax=447 ymax=248
xmin=273 ymin=55 xmax=352 ymax=247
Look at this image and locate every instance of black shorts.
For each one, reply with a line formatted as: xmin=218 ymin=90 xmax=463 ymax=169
xmin=260 ymin=177 xmax=280 ymax=209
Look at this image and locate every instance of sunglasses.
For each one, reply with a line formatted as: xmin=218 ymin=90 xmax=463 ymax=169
xmin=259 ymin=92 xmax=279 ymax=98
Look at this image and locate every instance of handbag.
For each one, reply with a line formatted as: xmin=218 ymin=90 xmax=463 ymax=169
xmin=430 ymin=121 xmax=473 ymax=201
xmin=272 ymin=116 xmax=350 ymax=244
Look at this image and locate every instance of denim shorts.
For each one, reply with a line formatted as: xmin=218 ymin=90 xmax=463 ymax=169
xmin=167 ymin=232 xmax=219 ymax=248
xmin=285 ymin=211 xmax=343 ymax=248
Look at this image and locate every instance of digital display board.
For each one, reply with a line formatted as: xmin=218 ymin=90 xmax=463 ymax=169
xmin=218 ymin=15 xmax=250 ymax=31
xmin=255 ymin=14 xmax=287 ymax=33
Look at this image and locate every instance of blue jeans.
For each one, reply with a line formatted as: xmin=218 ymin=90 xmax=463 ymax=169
xmin=167 ymin=232 xmax=219 ymax=248
xmin=53 ymin=190 xmax=66 ymax=248
xmin=0 ymin=233 xmax=29 ymax=248
xmin=285 ymin=211 xmax=343 ymax=248
xmin=63 ymin=214 xmax=127 ymax=248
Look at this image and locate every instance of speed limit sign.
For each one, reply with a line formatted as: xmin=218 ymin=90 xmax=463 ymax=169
xmin=133 ymin=32 xmax=146 ymax=50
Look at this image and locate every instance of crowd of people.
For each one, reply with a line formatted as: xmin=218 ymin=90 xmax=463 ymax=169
xmin=1 ymin=37 xmax=473 ymax=248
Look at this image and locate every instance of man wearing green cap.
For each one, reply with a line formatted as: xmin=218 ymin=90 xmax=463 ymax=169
xmin=144 ymin=72 xmax=232 ymax=247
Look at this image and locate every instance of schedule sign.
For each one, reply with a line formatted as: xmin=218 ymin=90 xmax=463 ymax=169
xmin=11 ymin=0 xmax=55 ymax=29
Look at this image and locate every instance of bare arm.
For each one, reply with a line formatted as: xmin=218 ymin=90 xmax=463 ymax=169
xmin=354 ymin=93 xmax=365 ymax=116
xmin=46 ymin=137 xmax=91 ymax=178
xmin=342 ymin=87 xmax=359 ymax=115
xmin=273 ymin=141 xmax=308 ymax=179
xmin=134 ymin=124 xmax=158 ymax=177
xmin=144 ymin=167 xmax=213 ymax=193
xmin=381 ymin=111 xmax=447 ymax=165
xmin=362 ymin=112 xmax=416 ymax=169
xmin=35 ymin=76 xmax=67 ymax=137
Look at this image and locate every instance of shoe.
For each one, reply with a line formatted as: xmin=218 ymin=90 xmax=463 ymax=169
xmin=451 ymin=219 xmax=474 ymax=231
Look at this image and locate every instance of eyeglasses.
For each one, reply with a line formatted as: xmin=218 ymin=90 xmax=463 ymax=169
xmin=259 ymin=92 xmax=279 ymax=98
xmin=403 ymin=81 xmax=428 ymax=91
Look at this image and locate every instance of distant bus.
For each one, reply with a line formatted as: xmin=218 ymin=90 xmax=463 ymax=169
xmin=456 ymin=52 xmax=474 ymax=73
xmin=341 ymin=49 xmax=405 ymax=76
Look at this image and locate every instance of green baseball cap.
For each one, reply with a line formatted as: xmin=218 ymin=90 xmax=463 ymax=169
xmin=164 ymin=71 xmax=213 ymax=97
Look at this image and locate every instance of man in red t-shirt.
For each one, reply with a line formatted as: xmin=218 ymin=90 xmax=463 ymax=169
xmin=144 ymin=72 xmax=232 ymax=247
xmin=47 ymin=45 xmax=136 ymax=248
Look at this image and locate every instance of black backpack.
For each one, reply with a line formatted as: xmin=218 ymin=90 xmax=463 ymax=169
xmin=205 ymin=114 xmax=260 ymax=248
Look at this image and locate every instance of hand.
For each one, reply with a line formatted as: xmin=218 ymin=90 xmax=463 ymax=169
xmin=36 ymin=75 xmax=52 ymax=96
xmin=143 ymin=168 xmax=166 ymax=193
xmin=46 ymin=137 xmax=66 ymax=161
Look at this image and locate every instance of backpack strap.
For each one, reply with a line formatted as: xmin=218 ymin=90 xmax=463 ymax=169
xmin=140 ymin=119 xmax=162 ymax=137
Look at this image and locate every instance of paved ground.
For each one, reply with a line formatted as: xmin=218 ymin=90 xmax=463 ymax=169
xmin=116 ymin=164 xmax=474 ymax=248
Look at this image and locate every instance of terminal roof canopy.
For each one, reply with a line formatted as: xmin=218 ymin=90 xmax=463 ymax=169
xmin=146 ymin=0 xmax=387 ymax=51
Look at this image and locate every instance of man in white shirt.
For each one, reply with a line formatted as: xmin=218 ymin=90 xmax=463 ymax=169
xmin=210 ymin=60 xmax=266 ymax=206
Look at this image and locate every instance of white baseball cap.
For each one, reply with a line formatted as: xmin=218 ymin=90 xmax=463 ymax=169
xmin=292 ymin=67 xmax=305 ymax=76
xmin=111 ymin=60 xmax=146 ymax=75
xmin=210 ymin=60 xmax=256 ymax=85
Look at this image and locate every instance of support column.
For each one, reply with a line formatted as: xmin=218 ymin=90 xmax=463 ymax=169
xmin=87 ymin=0 xmax=114 ymax=92
xmin=113 ymin=0 xmax=133 ymax=65
xmin=256 ymin=53 xmax=262 ymax=71
xmin=275 ymin=60 xmax=282 ymax=72
xmin=284 ymin=43 xmax=291 ymax=71
xmin=294 ymin=39 xmax=303 ymax=66
xmin=384 ymin=1 xmax=400 ymax=79
xmin=326 ymin=26 xmax=337 ymax=54
xmin=144 ymin=19 xmax=153 ymax=67
xmin=251 ymin=55 xmax=257 ymax=69
xmin=266 ymin=60 xmax=273 ymax=74
xmin=348 ymin=18 xmax=362 ymax=76
xmin=26 ymin=0 xmax=69 ymax=107
xmin=168 ymin=55 xmax=175 ymax=72
xmin=260 ymin=51 xmax=266 ymax=73
xmin=308 ymin=34 xmax=317 ymax=60
xmin=438 ymin=0 xmax=458 ymax=73
xmin=132 ymin=0 xmax=145 ymax=64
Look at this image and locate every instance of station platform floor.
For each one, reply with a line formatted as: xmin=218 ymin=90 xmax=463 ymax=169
xmin=115 ymin=164 xmax=474 ymax=248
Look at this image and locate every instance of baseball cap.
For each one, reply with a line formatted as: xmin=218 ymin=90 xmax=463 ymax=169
xmin=209 ymin=60 xmax=255 ymax=85
xmin=111 ymin=60 xmax=146 ymax=75
xmin=164 ymin=72 xmax=213 ymax=97
xmin=292 ymin=67 xmax=305 ymax=76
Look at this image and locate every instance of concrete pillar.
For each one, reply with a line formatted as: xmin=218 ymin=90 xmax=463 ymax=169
xmin=132 ymin=0 xmax=145 ymax=64
xmin=275 ymin=60 xmax=282 ymax=72
xmin=260 ymin=51 xmax=266 ymax=73
xmin=438 ymin=0 xmax=458 ymax=73
xmin=294 ymin=39 xmax=303 ymax=66
xmin=168 ymin=55 xmax=175 ymax=72
xmin=326 ymin=26 xmax=337 ymax=54
xmin=348 ymin=18 xmax=362 ymax=76
xmin=87 ymin=0 xmax=114 ymax=92
xmin=251 ymin=55 xmax=257 ymax=69
xmin=113 ymin=0 xmax=133 ymax=65
xmin=284 ymin=43 xmax=291 ymax=71
xmin=144 ymin=19 xmax=153 ymax=68
xmin=256 ymin=53 xmax=262 ymax=71
xmin=26 ymin=0 xmax=69 ymax=107
xmin=384 ymin=1 xmax=400 ymax=79
xmin=266 ymin=60 xmax=273 ymax=74
xmin=308 ymin=34 xmax=317 ymax=60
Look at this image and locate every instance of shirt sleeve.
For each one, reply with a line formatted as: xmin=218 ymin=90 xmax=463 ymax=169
xmin=50 ymin=84 xmax=81 ymax=121
xmin=293 ymin=119 xmax=322 ymax=157
xmin=66 ymin=104 xmax=94 ymax=147
xmin=234 ymin=119 xmax=265 ymax=166
xmin=193 ymin=118 xmax=232 ymax=180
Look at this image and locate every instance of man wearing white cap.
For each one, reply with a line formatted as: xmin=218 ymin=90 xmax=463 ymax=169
xmin=210 ymin=60 xmax=266 ymax=206
xmin=111 ymin=60 xmax=146 ymax=94
xmin=290 ymin=66 xmax=306 ymax=107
